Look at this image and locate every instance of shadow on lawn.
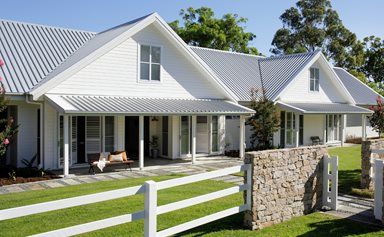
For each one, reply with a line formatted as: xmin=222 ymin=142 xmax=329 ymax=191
xmin=338 ymin=169 xmax=361 ymax=194
xmin=175 ymin=213 xmax=245 ymax=236
xmin=297 ymin=215 xmax=383 ymax=237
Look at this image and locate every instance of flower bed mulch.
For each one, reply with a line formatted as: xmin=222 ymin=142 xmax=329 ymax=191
xmin=0 ymin=175 xmax=59 ymax=186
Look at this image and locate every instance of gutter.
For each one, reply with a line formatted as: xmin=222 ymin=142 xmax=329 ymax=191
xmin=25 ymin=94 xmax=44 ymax=169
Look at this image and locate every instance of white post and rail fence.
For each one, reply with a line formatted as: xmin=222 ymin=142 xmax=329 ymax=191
xmin=0 ymin=164 xmax=252 ymax=237
xmin=371 ymin=149 xmax=384 ymax=221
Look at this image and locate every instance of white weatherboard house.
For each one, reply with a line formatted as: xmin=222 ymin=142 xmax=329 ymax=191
xmin=0 ymin=13 xmax=380 ymax=175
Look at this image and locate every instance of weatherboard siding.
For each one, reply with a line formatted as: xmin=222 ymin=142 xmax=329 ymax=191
xmin=279 ymin=60 xmax=347 ymax=103
xmin=48 ymin=24 xmax=224 ymax=99
xmin=43 ymin=101 xmax=58 ymax=169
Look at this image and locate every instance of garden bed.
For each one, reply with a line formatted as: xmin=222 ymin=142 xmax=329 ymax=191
xmin=0 ymin=166 xmax=60 ymax=186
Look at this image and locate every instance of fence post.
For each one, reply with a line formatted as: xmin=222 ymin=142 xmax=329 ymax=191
xmin=374 ymin=159 xmax=383 ymax=220
xmin=144 ymin=180 xmax=157 ymax=237
xmin=322 ymin=155 xmax=338 ymax=210
xmin=331 ymin=156 xmax=338 ymax=210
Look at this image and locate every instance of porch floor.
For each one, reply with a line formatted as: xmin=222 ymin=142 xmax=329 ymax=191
xmin=0 ymin=156 xmax=243 ymax=194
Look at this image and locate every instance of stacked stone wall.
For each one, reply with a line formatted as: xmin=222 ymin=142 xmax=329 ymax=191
xmin=361 ymin=139 xmax=384 ymax=190
xmin=244 ymin=146 xmax=327 ymax=230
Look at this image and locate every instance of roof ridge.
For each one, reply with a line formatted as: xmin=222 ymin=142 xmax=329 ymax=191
xmin=97 ymin=12 xmax=155 ymax=35
xmin=261 ymin=49 xmax=321 ymax=61
xmin=190 ymin=46 xmax=265 ymax=58
xmin=0 ymin=18 xmax=96 ymax=34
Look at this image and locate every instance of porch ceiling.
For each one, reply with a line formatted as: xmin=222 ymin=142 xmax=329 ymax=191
xmin=45 ymin=94 xmax=254 ymax=115
xmin=277 ymin=101 xmax=373 ymax=114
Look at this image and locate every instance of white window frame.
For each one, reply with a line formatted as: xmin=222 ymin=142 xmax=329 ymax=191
xmin=309 ymin=67 xmax=320 ymax=92
xmin=138 ymin=43 xmax=163 ymax=83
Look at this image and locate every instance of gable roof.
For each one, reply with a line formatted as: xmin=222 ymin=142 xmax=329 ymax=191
xmin=192 ymin=47 xmax=321 ymax=101
xmin=30 ymin=14 xmax=150 ymax=94
xmin=190 ymin=46 xmax=264 ymax=101
xmin=258 ymin=50 xmax=321 ymax=100
xmin=334 ymin=67 xmax=383 ymax=105
xmin=0 ymin=19 xmax=95 ymax=94
xmin=28 ymin=13 xmax=238 ymax=101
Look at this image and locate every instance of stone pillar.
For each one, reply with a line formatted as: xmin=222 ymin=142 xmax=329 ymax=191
xmin=361 ymin=139 xmax=384 ymax=189
xmin=244 ymin=146 xmax=327 ymax=230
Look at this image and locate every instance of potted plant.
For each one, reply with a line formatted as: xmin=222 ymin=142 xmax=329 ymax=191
xmin=149 ymin=135 xmax=159 ymax=159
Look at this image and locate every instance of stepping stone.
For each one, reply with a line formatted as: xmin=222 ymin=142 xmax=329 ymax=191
xmin=27 ymin=183 xmax=45 ymax=191
xmin=61 ymin=179 xmax=81 ymax=185
xmin=79 ymin=177 xmax=98 ymax=183
xmin=92 ymin=175 xmax=111 ymax=181
xmin=4 ymin=186 xmax=24 ymax=193
xmin=108 ymin=174 xmax=127 ymax=179
xmin=45 ymin=181 xmax=65 ymax=188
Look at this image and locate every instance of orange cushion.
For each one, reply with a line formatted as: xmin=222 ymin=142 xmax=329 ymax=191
xmin=113 ymin=151 xmax=127 ymax=161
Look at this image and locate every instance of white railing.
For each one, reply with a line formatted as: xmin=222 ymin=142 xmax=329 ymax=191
xmin=322 ymin=155 xmax=338 ymax=210
xmin=0 ymin=164 xmax=252 ymax=237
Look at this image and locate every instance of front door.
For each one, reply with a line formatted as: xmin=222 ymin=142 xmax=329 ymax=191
xmin=77 ymin=116 xmax=86 ymax=163
xmin=125 ymin=116 xmax=149 ymax=159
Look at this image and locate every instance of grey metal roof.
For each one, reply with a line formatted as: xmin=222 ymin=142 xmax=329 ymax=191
xmin=277 ymin=102 xmax=372 ymax=114
xmin=30 ymin=14 xmax=152 ymax=92
xmin=258 ymin=50 xmax=320 ymax=100
xmin=0 ymin=19 xmax=95 ymax=93
xmin=192 ymin=46 xmax=321 ymax=101
xmin=334 ymin=67 xmax=383 ymax=105
xmin=190 ymin=46 xmax=264 ymax=101
xmin=46 ymin=94 xmax=254 ymax=115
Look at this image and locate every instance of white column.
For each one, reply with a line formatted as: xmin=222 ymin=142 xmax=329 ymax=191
xmin=239 ymin=115 xmax=245 ymax=159
xmin=362 ymin=114 xmax=367 ymax=141
xmin=139 ymin=115 xmax=144 ymax=170
xmin=341 ymin=114 xmax=346 ymax=146
xmin=208 ymin=116 xmax=212 ymax=154
xmin=295 ymin=113 xmax=300 ymax=147
xmin=323 ymin=115 xmax=327 ymax=145
xmin=63 ymin=115 xmax=69 ymax=177
xmin=191 ymin=115 xmax=197 ymax=164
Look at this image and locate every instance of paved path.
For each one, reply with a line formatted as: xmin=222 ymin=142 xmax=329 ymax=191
xmin=0 ymin=157 xmax=243 ymax=194
xmin=327 ymin=194 xmax=383 ymax=227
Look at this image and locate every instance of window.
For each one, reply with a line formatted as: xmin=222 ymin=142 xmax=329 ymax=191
xmin=310 ymin=68 xmax=319 ymax=92
xmin=140 ymin=45 xmax=161 ymax=81
xmin=104 ymin=116 xmax=115 ymax=152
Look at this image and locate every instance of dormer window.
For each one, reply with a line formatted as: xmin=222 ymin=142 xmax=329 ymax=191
xmin=309 ymin=68 xmax=319 ymax=92
xmin=140 ymin=45 xmax=161 ymax=81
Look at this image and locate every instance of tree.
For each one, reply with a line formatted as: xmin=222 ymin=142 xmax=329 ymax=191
xmin=360 ymin=36 xmax=384 ymax=95
xmin=169 ymin=7 xmax=260 ymax=55
xmin=368 ymin=96 xmax=384 ymax=137
xmin=0 ymin=59 xmax=18 ymax=159
xmin=246 ymin=88 xmax=280 ymax=150
xmin=271 ymin=0 xmax=364 ymax=70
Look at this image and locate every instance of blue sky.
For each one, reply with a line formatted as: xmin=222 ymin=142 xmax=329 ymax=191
xmin=1 ymin=0 xmax=383 ymax=55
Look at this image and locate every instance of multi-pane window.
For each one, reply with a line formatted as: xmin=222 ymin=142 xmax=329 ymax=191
xmin=310 ymin=68 xmax=319 ymax=92
xmin=140 ymin=45 xmax=161 ymax=81
xmin=104 ymin=116 xmax=115 ymax=152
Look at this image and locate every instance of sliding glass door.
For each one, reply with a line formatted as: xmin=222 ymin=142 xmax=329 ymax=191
xmin=180 ymin=116 xmax=190 ymax=156
xmin=326 ymin=114 xmax=341 ymax=142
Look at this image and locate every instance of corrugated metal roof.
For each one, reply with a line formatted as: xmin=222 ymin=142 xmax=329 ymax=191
xmin=334 ymin=67 xmax=383 ymax=105
xmin=190 ymin=46 xmax=264 ymax=101
xmin=258 ymin=50 xmax=320 ymax=100
xmin=192 ymin=46 xmax=320 ymax=101
xmin=31 ymin=14 xmax=152 ymax=92
xmin=277 ymin=102 xmax=372 ymax=114
xmin=46 ymin=94 xmax=254 ymax=115
xmin=0 ymin=19 xmax=95 ymax=93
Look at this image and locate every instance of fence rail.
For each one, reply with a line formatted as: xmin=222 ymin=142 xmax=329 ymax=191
xmin=0 ymin=164 xmax=252 ymax=237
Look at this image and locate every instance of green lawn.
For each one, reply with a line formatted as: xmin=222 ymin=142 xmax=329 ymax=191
xmin=0 ymin=163 xmax=382 ymax=236
xmin=328 ymin=145 xmax=373 ymax=197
